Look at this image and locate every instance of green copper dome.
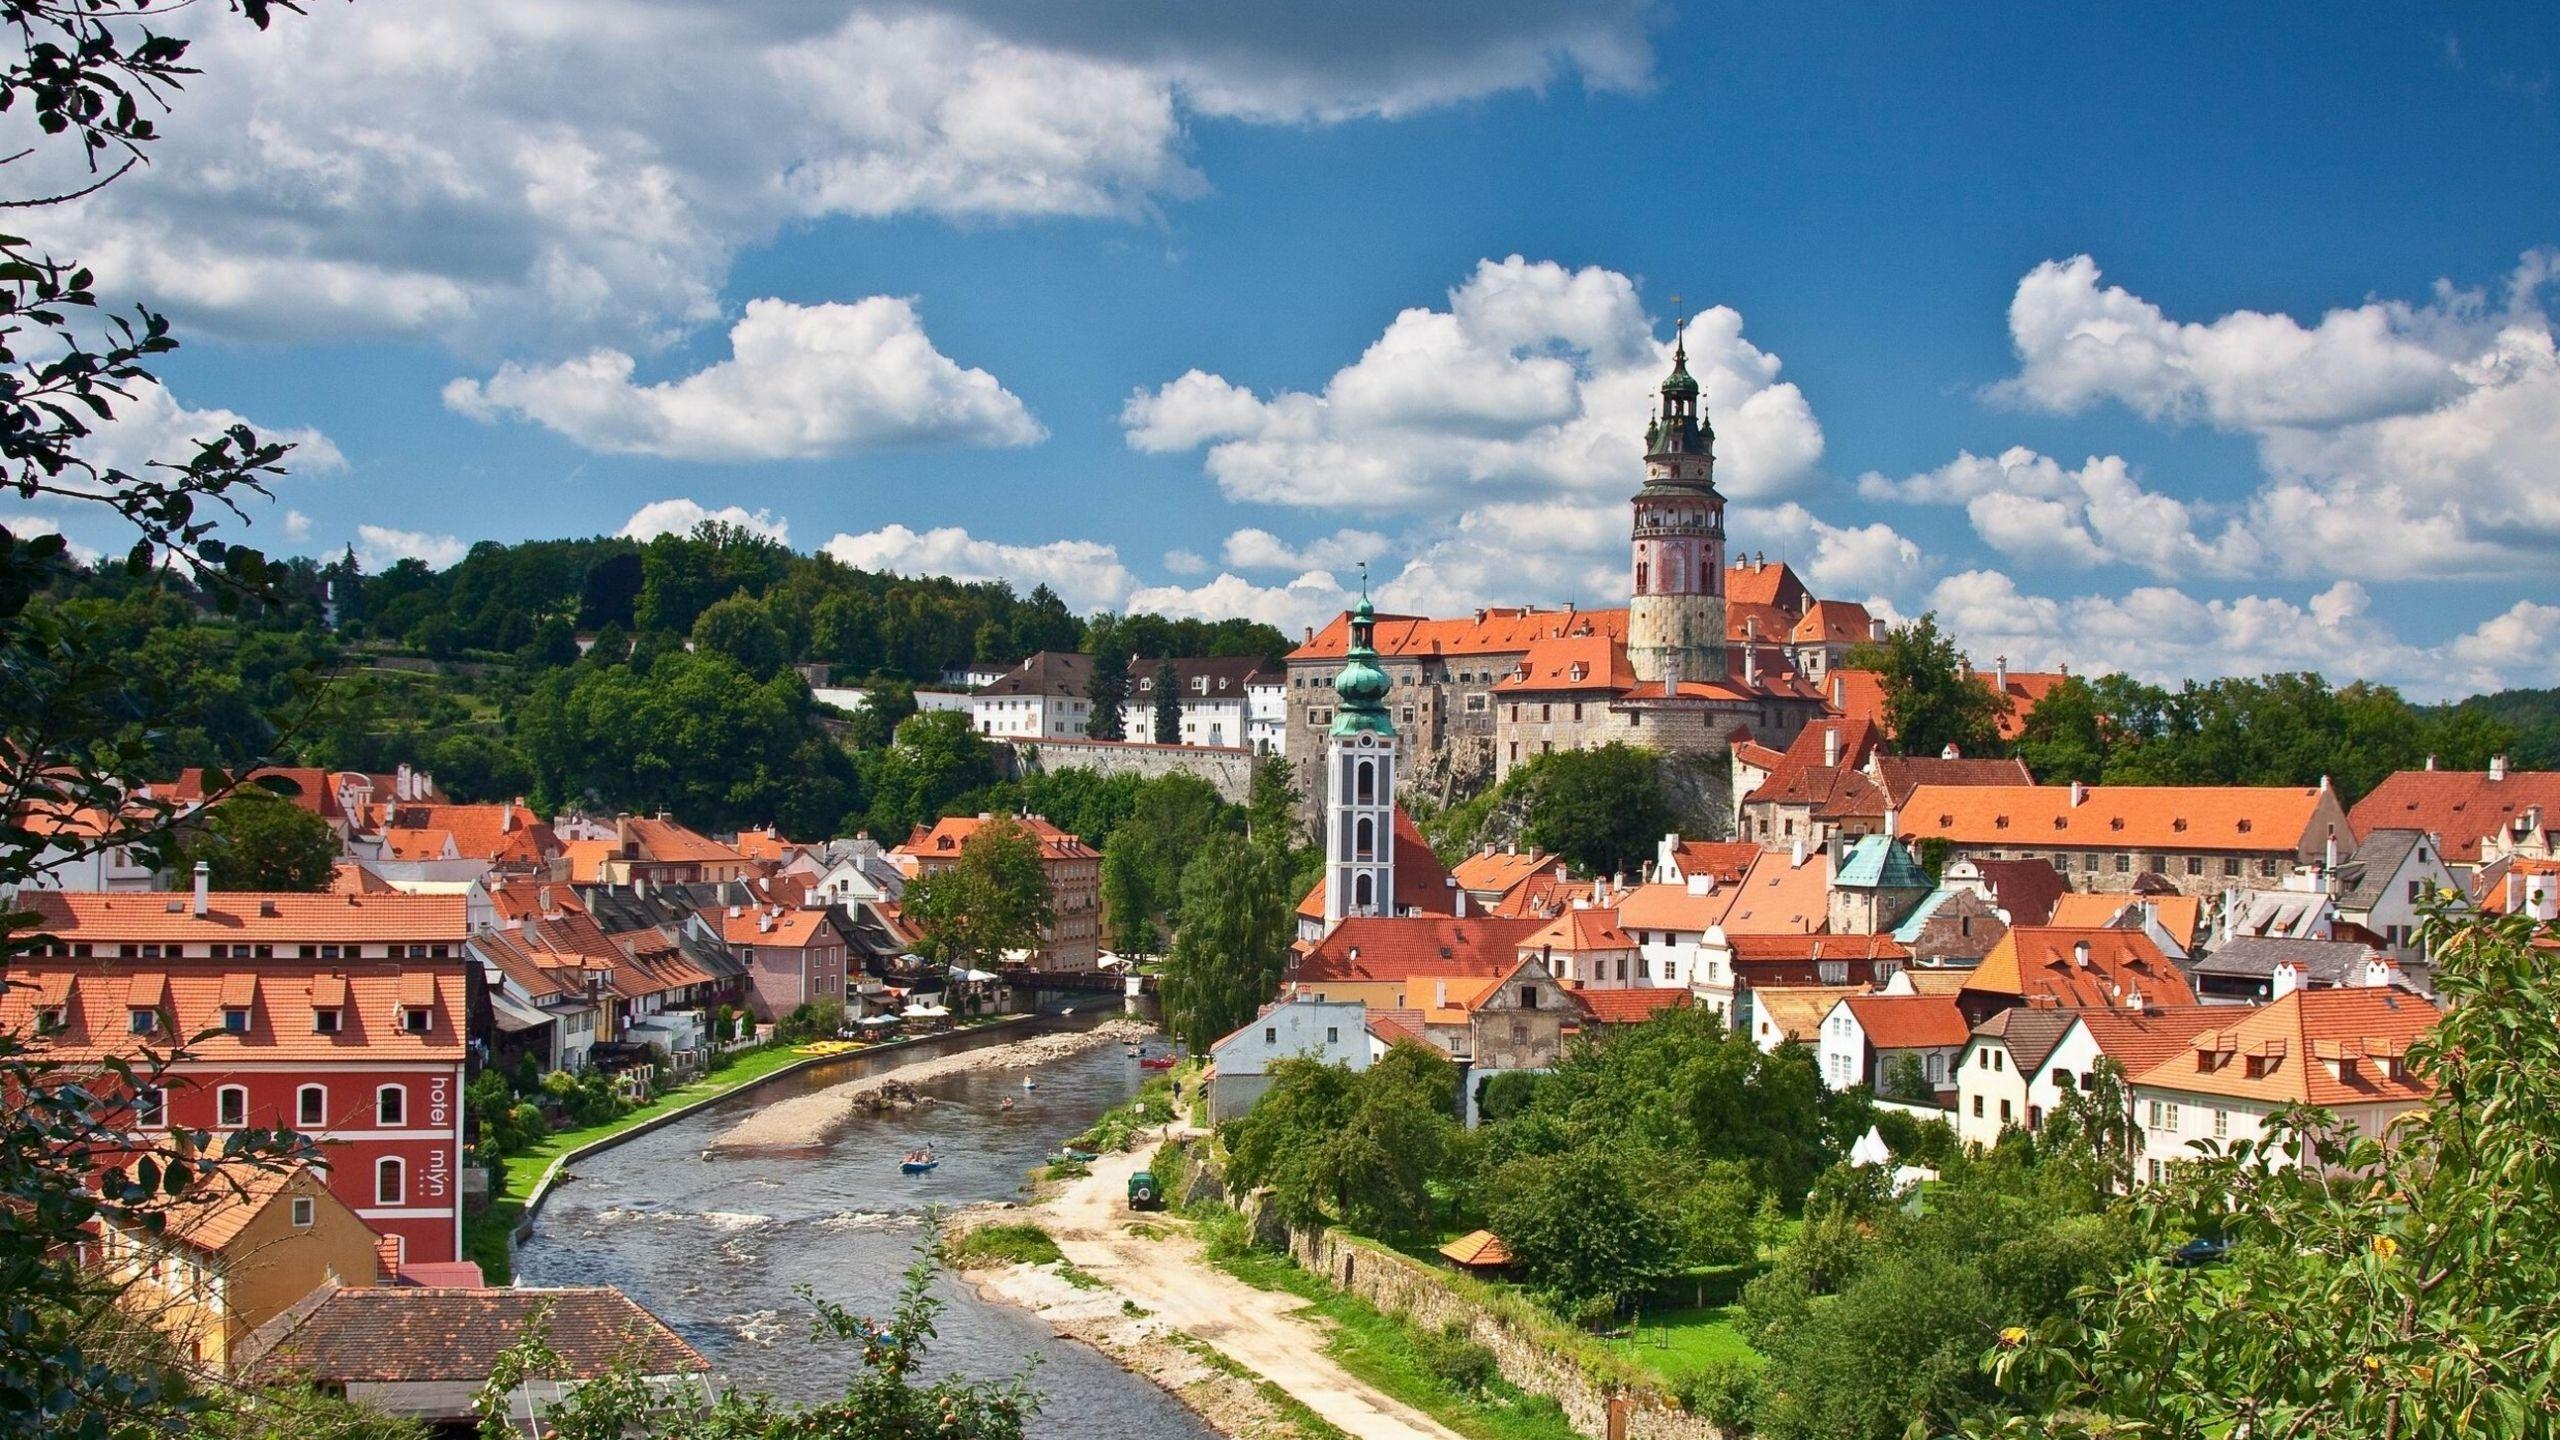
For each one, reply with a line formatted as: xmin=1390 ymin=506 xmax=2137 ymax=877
xmin=1331 ymin=595 xmax=1395 ymax=737
xmin=1660 ymin=340 xmax=1700 ymax=398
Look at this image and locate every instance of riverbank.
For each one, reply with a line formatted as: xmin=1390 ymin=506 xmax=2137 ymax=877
xmin=707 ymin=1017 xmax=1154 ymax=1154
xmin=472 ymin=1015 xmax=1046 ymax=1280
xmin=963 ymin=1144 xmax=1470 ymax=1440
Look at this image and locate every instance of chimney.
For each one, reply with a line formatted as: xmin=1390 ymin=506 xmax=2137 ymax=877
xmin=1870 ymin=617 xmax=1887 ymax=642
xmin=1940 ymin=742 xmax=1960 ymax=761
xmin=2324 ymin=831 xmax=2338 ymax=869
xmin=2071 ymin=940 xmax=2091 ymax=968
xmin=2069 ymin=780 xmax=2087 ymax=808
xmin=396 ymin=762 xmax=413 ymax=800
xmin=1744 ymin=647 xmax=1760 ymax=687
xmin=1823 ymin=727 xmax=1840 ymax=767
xmin=1453 ymin=889 xmax=1468 ymax=918
xmin=2272 ymin=959 xmax=2303 ymax=998
xmin=1791 ymin=837 xmax=1807 ymax=868
xmin=1883 ymin=805 xmax=1900 ymax=838
xmin=2424 ymin=754 xmax=2437 ymax=771
xmin=2490 ymin=754 xmax=2509 ymax=782
xmin=1435 ymin=979 xmax=1449 ymax=1008
xmin=1994 ymin=655 xmax=2008 ymax=693
xmin=192 ymin=860 xmax=210 ymax=917
xmin=1831 ymin=675 xmax=1845 ymax=707
xmin=2360 ymin=951 xmax=2396 ymax=989
xmin=503 ymin=802 xmax=520 ymax=834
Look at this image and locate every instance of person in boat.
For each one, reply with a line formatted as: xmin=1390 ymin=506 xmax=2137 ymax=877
xmin=998 ymin=1096 xmax=1016 ymax=1111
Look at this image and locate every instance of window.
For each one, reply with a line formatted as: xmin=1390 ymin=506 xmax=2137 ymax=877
xmin=2258 ymin=858 xmax=2279 ymax=878
xmin=298 ymin=1084 xmax=327 ymax=1128
xmin=377 ymin=1085 xmax=406 ymax=1127
xmin=1264 ymin=1027 xmax=1276 ymax=1045
xmin=1993 ymin=1050 xmax=2005 ymax=1073
xmin=400 ymin=1005 xmax=432 ymax=1037
xmin=132 ymin=1088 xmax=165 ymax=1127
xmin=2406 ymin=879 xmax=2425 ymax=903
xmin=34 ymin=1005 xmax=64 ymax=1034
xmin=1972 ymin=1095 xmax=1985 ymax=1118
xmin=222 ymin=1007 xmax=251 ymax=1036
xmin=2148 ymin=1159 xmax=2163 ymax=1184
xmin=217 ymin=1086 xmax=248 ymax=1128
xmin=2213 ymin=1108 xmax=2229 ymax=1139
xmin=290 ymin=1197 xmax=315 ymax=1228
xmin=2114 ymin=854 xmax=2131 ymax=873
xmin=2223 ymin=857 xmax=2241 ymax=877
xmin=375 ymin=1158 xmax=404 ymax=1205
xmin=2050 ymin=1067 xmax=2072 ymax=1088
xmin=312 ymin=1007 xmax=342 ymax=1035
xmin=1325 ymin=1027 xmax=1339 ymax=1044
xmin=1978 ymin=1051 xmax=1991 ymax=1070
xmin=2185 ymin=856 xmax=2203 ymax=876
xmin=1519 ymin=986 xmax=1538 ymax=1009
xmin=2000 ymin=1099 xmax=2013 ymax=1124
xmin=128 ymin=1008 xmax=158 ymax=1036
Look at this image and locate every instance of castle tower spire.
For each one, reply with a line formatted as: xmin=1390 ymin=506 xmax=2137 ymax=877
xmin=1627 ymin=306 xmax=1728 ymax=690
xmin=1323 ymin=564 xmax=1397 ymax=926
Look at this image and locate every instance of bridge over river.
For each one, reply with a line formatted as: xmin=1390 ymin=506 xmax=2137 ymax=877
xmin=514 ymin=1022 xmax=1212 ymax=1439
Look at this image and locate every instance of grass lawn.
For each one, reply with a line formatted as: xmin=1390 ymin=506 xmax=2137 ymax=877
xmin=465 ymin=1042 xmax=838 ymax=1283
xmin=1615 ymin=1304 xmax=1760 ymax=1386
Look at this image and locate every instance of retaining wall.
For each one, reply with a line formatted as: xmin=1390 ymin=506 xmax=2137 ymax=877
xmin=1004 ymin=737 xmax=1258 ymax=802
xmin=1285 ymin=1225 xmax=1722 ymax=1440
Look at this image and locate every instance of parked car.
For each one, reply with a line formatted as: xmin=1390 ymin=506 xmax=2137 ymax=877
xmin=2167 ymin=1234 xmax=2232 ymax=1268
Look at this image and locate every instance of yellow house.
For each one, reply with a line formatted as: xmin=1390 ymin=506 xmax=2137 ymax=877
xmin=102 ymin=1161 xmax=384 ymax=1372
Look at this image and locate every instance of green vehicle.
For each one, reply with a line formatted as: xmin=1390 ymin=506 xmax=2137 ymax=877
xmin=1127 ymin=1170 xmax=1164 ymax=1211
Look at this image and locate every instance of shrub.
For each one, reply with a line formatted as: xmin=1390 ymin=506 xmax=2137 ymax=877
xmin=1416 ymin=1324 xmax=1498 ymax=1396
xmin=1674 ymin=1356 xmax=1759 ymax=1428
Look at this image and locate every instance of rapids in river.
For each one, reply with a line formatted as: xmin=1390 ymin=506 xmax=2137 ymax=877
xmin=514 ymin=1023 xmax=1215 ymax=1438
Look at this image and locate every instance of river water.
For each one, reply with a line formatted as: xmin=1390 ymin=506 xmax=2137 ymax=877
xmin=514 ymin=1025 xmax=1215 ymax=1439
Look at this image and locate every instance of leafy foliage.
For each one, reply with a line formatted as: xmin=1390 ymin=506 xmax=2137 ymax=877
xmin=900 ymin=816 xmax=1052 ymax=971
xmin=179 ymin=788 xmax=338 ymax=891
xmin=1223 ymin=1044 xmax=1470 ymax=1240
xmin=1518 ymin=742 xmax=1676 ymax=877
xmin=1157 ymin=829 xmax=1294 ymax=1051
xmin=1845 ymin=614 xmax=2007 ymax=761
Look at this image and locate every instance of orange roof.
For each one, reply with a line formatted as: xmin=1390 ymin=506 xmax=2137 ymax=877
xmin=622 ymin=816 xmax=747 ymax=865
xmin=1898 ymin=784 xmax=2335 ymax=854
xmin=159 ymin=766 xmax=343 ymax=820
xmin=1790 ymin=599 xmax=1874 ymax=647
xmin=1448 ymin=848 xmax=1558 ymax=897
xmin=149 ymin=1162 xmax=336 ymax=1254
xmin=2041 ymin=891 xmax=2201 ymax=948
xmin=1572 ymin=987 xmax=1695 ymax=1026
xmin=1869 ymin=754 xmax=2035 ymax=807
xmin=1366 ymin=1011 xmax=1442 ymax=1054
xmin=0 ymin=960 xmax=467 ymax=1063
xmin=1665 ymin=840 xmax=1758 ymax=884
xmin=1720 ymin=849 xmax=1830 ymax=934
xmin=714 ymin=906 xmax=830 ymax=948
xmin=1967 ymin=927 xmax=2195 ymax=1010
xmin=2348 ymin=767 xmax=2560 ymax=863
xmin=329 ymin=860 xmax=400 ymax=896
xmin=2129 ymin=989 xmax=2440 ymax=1107
xmin=1726 ymin=558 xmax=1811 ymax=613
xmin=1727 ymin=932 xmax=1909 ymax=961
xmin=1490 ymin=632 xmax=1637 ymax=694
xmin=1486 ymin=869 xmax=1592 ymax=920
xmin=1421 ymin=974 xmax=1505 ymax=1024
xmin=1751 ymin=984 xmax=1871 ymax=1043
xmin=1825 ymin=668 xmax=1892 ymax=731
xmin=898 ymin=814 xmax=1099 ymax=863
xmin=562 ymin=839 xmax=618 ymax=884
xmin=375 ymin=803 xmax=557 ymax=864
xmin=22 ymin=891 xmax=468 ymax=944
xmin=1840 ymin=994 xmax=1972 ymax=1050
xmin=1618 ymin=880 xmax=1737 ymax=933
xmin=1744 ymin=717 xmax=1882 ymax=807
xmin=1733 ymin=739 xmax=1786 ymax=771
xmin=1290 ymin=915 xmax=1547 ymax=984
xmin=732 ymin=828 xmax=799 ymax=863
xmin=1438 ymin=1230 xmax=1513 ymax=1267
xmin=380 ymin=827 xmax=457 ymax=861
xmin=2065 ymin=1005 xmax=2229 ymax=1078
xmin=1523 ymin=906 xmax=1632 ymax=954
xmin=1980 ymin=670 xmax=2068 ymax=741
xmin=1292 ymin=607 xmax=1629 ymax=662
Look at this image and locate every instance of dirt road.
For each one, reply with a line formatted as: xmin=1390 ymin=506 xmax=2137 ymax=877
xmin=1018 ymin=1143 xmax=1467 ymax=1440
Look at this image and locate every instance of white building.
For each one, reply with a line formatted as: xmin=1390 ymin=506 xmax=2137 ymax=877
xmin=1120 ymin=657 xmax=1270 ymax=750
xmin=1207 ymin=997 xmax=1372 ymax=1122
xmin=2328 ymin=828 xmax=2456 ymax=960
xmin=1952 ymin=1004 xmax=2224 ymax=1149
xmin=968 ymin=652 xmax=1096 ymax=740
xmin=1249 ymin=671 xmax=1288 ymax=756
xmin=1815 ymin=993 xmax=1969 ymax=1094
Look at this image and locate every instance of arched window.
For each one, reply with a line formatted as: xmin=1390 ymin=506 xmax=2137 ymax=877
xmin=1355 ymin=760 xmax=1375 ymax=805
xmin=297 ymin=1084 xmax=326 ymax=1129
xmin=376 ymin=1084 xmax=406 ymax=1127
xmin=376 ymin=1158 xmax=404 ymax=1205
xmin=1355 ymin=817 xmax=1375 ymax=859
xmin=1635 ymin=560 xmax=1649 ymax=594
xmin=216 ymin=1085 xmax=248 ymax=1129
xmin=1354 ymin=874 xmax=1375 ymax=912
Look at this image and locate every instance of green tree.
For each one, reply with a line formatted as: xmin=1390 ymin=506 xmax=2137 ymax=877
xmin=183 ymin=789 xmax=340 ymax=891
xmin=1311 ymin=1043 xmax=1467 ymax=1240
xmin=1519 ymin=743 xmax=1673 ymax=877
xmin=1151 ymin=660 xmax=1182 ymax=744
xmin=522 ymin=614 xmax=580 ymax=669
xmin=1983 ymin=911 xmax=2560 ymax=1440
xmin=1246 ymin=753 xmax=1303 ymax=850
xmin=2013 ymin=674 xmax=2107 ymax=785
xmin=1085 ymin=647 xmax=1128 ymax=740
xmin=1100 ymin=835 xmax=1157 ymax=956
xmin=1847 ymin=614 xmax=2006 ymax=760
xmin=902 ymin=816 xmax=1053 ymax=972
xmin=1485 ymin=1145 xmax=1684 ymax=1309
xmin=1158 ymin=831 xmax=1293 ymax=1052
xmin=691 ymin=589 xmax=788 ymax=679
xmin=1880 ymin=1052 xmax=1938 ymax=1105
xmin=856 ymin=709 xmax=996 ymax=836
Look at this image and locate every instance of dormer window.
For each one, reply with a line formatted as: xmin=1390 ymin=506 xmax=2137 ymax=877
xmin=402 ymin=1007 xmax=432 ymax=1036
xmin=128 ymin=1008 xmax=159 ymax=1036
xmin=222 ymin=1007 xmax=251 ymax=1036
xmin=313 ymin=1007 xmax=343 ymax=1035
xmin=34 ymin=1005 xmax=65 ymax=1035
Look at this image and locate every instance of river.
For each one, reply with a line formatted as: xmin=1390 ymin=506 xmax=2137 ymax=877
xmin=513 ymin=1024 xmax=1217 ymax=1439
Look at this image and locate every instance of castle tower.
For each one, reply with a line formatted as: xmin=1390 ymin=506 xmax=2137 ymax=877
xmin=1627 ymin=320 xmax=1728 ymax=689
xmin=1323 ymin=588 xmax=1397 ymax=927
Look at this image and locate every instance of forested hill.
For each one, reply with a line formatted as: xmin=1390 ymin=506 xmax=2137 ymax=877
xmin=27 ymin=522 xmax=1286 ymax=839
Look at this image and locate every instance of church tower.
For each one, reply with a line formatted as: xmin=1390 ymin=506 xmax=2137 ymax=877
xmin=1322 ymin=587 xmax=1397 ymax=927
xmin=1627 ymin=320 xmax=1728 ymax=689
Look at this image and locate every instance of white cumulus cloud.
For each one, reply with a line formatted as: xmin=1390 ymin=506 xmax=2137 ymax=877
xmin=445 ymin=297 xmax=1043 ymax=460
xmin=618 ymin=499 xmax=790 ymax=544
xmin=1122 ymin=256 xmax=1823 ymax=512
xmin=1861 ymin=447 xmax=2262 ymax=580
xmin=356 ymin=524 xmax=467 ymax=570
xmin=822 ymin=523 xmax=1134 ymax=614
xmin=1220 ymin=527 xmax=1391 ymax=573
xmin=71 ymin=381 xmax=345 ymax=482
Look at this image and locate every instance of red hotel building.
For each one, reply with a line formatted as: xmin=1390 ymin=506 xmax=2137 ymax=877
xmin=5 ymin=886 xmax=472 ymax=1266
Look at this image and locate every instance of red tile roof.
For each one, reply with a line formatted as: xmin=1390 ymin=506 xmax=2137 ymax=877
xmin=1448 ymin=848 xmax=1559 ymax=897
xmin=1870 ymin=755 xmax=2035 ymax=808
xmin=1438 ymin=1229 xmax=1514 ymax=1267
xmin=1490 ymin=633 xmax=1637 ymax=694
xmin=2348 ymin=767 xmax=2560 ymax=863
xmin=1980 ymin=670 xmax=2069 ymax=741
xmin=1841 ymin=994 xmax=1972 ymax=1049
xmin=1968 ymin=927 xmax=2195 ymax=1009
xmin=1968 ymin=859 xmax=2067 ymax=927
xmin=1899 ymin=784 xmax=2337 ymax=853
xmin=621 ymin=816 xmax=748 ymax=865
xmin=22 ymin=891 xmax=469 ymax=944
xmin=1290 ymin=915 xmax=1547 ymax=984
xmin=374 ymin=803 xmax=558 ymax=864
xmin=2065 ymin=1005 xmax=2229 ymax=1078
xmin=711 ymin=906 xmax=831 ymax=948
xmin=0 ymin=960 xmax=467 ymax=1063
xmin=1523 ymin=906 xmax=1632 ymax=953
xmin=899 ymin=813 xmax=1100 ymax=863
xmin=250 ymin=1286 xmax=704 ymax=1384
xmin=1790 ymin=599 xmax=1874 ymax=647
xmin=1665 ymin=840 xmax=1759 ymax=884
xmin=1719 ymin=849 xmax=1831 ymax=934
xmin=2129 ymin=989 xmax=2440 ymax=1107
xmin=1571 ymin=987 xmax=1695 ymax=1026
xmin=1293 ymin=607 xmax=1629 ymax=662
xmin=1295 ymin=810 xmax=1453 ymax=921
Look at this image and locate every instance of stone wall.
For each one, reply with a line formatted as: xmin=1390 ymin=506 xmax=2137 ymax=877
xmin=1283 ymin=1224 xmax=1722 ymax=1440
xmin=1004 ymin=737 xmax=1257 ymax=803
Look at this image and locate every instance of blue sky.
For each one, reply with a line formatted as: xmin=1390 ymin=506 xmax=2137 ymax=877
xmin=27 ymin=2 xmax=2560 ymax=697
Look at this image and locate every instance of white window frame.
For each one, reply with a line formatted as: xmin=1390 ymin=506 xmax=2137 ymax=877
xmin=297 ymin=1084 xmax=327 ymax=1128
xmin=376 ymin=1084 xmax=406 ymax=1127
xmin=216 ymin=1085 xmax=248 ymax=1129
xmin=376 ymin=1157 xmax=404 ymax=1205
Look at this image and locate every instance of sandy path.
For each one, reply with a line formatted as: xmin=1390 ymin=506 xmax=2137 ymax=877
xmin=706 ymin=1018 xmax=1153 ymax=1153
xmin=997 ymin=1143 xmax=1466 ymax=1440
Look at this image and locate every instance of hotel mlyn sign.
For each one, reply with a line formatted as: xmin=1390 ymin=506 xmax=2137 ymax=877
xmin=4 ymin=887 xmax=474 ymax=1265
